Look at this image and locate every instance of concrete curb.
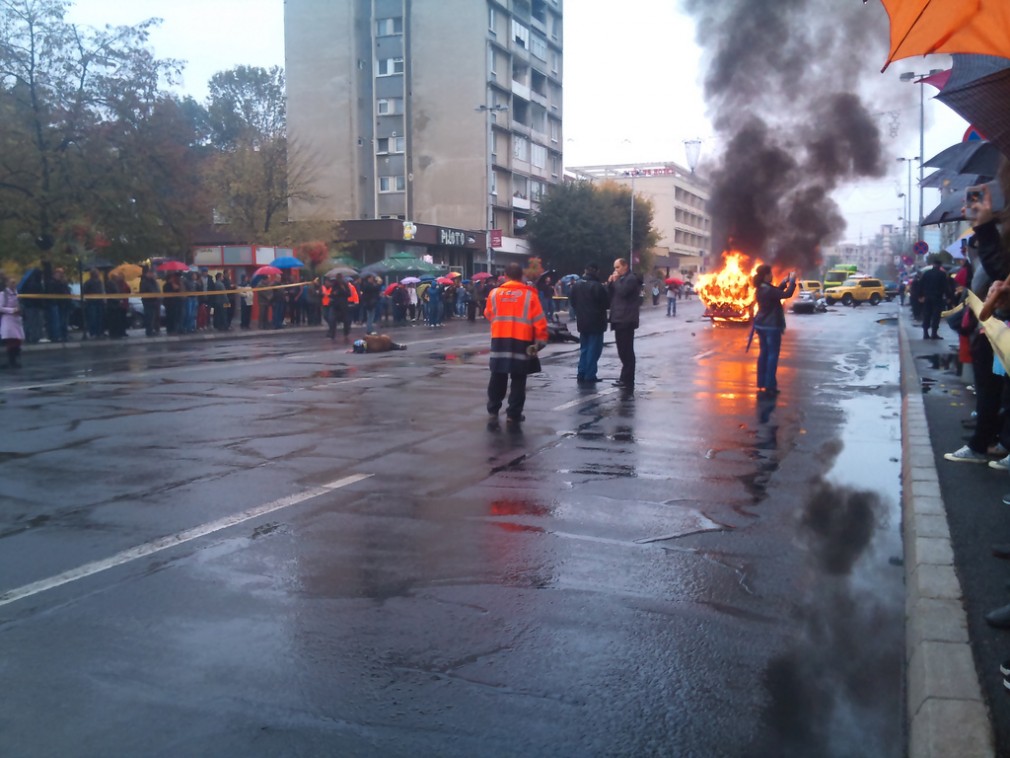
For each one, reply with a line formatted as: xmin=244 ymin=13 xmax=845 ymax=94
xmin=899 ymin=315 xmax=995 ymax=757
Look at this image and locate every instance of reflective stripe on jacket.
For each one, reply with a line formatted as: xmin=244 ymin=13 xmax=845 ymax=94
xmin=347 ymin=283 xmax=359 ymax=304
xmin=321 ymin=284 xmax=332 ymax=307
xmin=484 ymin=280 xmax=549 ymax=374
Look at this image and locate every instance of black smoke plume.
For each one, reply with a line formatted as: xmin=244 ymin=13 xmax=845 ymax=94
xmin=683 ymin=0 xmax=895 ymax=269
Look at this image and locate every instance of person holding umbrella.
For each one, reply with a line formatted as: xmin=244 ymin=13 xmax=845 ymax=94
xmin=0 ymin=273 xmax=25 ymax=368
xmin=484 ymin=262 xmax=549 ymax=425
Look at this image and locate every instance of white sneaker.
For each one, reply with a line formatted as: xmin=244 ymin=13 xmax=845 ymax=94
xmin=944 ymin=445 xmax=990 ymax=463
xmin=990 ymin=454 xmax=1010 ymax=471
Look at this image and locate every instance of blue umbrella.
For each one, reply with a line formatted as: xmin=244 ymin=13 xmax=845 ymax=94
xmin=271 ymin=255 xmax=305 ymax=269
xmin=418 ymin=274 xmax=436 ymax=281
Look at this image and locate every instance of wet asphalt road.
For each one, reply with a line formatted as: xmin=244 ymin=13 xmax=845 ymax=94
xmin=1 ymin=299 xmax=905 ymax=757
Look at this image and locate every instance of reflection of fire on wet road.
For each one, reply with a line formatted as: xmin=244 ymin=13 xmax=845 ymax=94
xmin=696 ymin=251 xmax=762 ymax=322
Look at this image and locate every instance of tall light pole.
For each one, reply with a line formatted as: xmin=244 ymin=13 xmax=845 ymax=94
xmin=897 ymin=156 xmax=917 ymax=254
xmin=476 ymin=103 xmax=508 ymax=273
xmin=629 ymin=170 xmax=635 ymax=270
xmin=900 ymin=69 xmax=944 ymax=231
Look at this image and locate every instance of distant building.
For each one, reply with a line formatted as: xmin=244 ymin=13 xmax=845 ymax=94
xmin=566 ymin=162 xmax=711 ymax=279
xmin=284 ymin=0 xmax=565 ymax=274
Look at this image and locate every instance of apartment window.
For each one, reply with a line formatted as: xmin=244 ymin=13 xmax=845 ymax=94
xmin=530 ymin=34 xmax=547 ymax=61
xmin=512 ymin=20 xmax=529 ymax=49
xmin=489 ymin=47 xmax=497 ymax=80
xmin=376 ymin=17 xmax=403 ymax=36
xmin=377 ymin=57 xmax=404 ymax=76
xmin=488 ymin=7 xmax=495 ymax=32
xmin=379 ymin=176 xmax=405 ymax=193
xmin=550 ymin=119 xmax=559 ymax=143
xmin=550 ymin=51 xmax=559 ymax=75
xmin=512 ymin=135 xmax=529 ymax=161
xmin=377 ymin=98 xmax=403 ymax=115
xmin=531 ymin=143 xmax=547 ymax=169
xmin=530 ymin=179 xmax=544 ymax=201
xmin=490 ymin=171 xmax=497 ymax=196
xmin=513 ymin=175 xmax=528 ymax=199
xmin=376 ymin=136 xmax=405 ymax=154
xmin=550 ymin=154 xmax=559 ymax=178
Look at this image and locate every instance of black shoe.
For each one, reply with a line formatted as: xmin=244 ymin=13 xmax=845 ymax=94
xmin=986 ymin=604 xmax=1010 ymax=628
xmin=612 ymin=380 xmax=631 ymax=388
xmin=994 ymin=544 xmax=1010 ymax=560
xmin=487 ymin=405 xmax=500 ymax=416
xmin=506 ymin=414 xmax=524 ymax=424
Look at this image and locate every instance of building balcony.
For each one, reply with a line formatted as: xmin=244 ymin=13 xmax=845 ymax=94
xmin=512 ymin=194 xmax=531 ymax=210
xmin=511 ymin=80 xmax=531 ymax=100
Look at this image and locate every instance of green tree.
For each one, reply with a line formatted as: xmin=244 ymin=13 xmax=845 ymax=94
xmin=0 ymin=0 xmax=187 ymax=265
xmin=526 ymin=179 xmax=658 ymax=275
xmin=202 ymin=65 xmax=323 ymax=244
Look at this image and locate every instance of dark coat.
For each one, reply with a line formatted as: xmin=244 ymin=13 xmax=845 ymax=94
xmin=607 ymin=272 xmax=642 ymax=329
xmin=919 ymin=265 xmax=951 ymax=302
xmin=753 ymin=279 xmax=796 ymax=330
xmin=569 ymin=273 xmax=609 ymax=334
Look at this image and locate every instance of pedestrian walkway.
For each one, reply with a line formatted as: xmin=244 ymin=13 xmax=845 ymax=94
xmin=900 ymin=307 xmax=997 ymax=757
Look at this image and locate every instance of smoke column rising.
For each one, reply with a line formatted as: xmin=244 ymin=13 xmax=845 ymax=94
xmin=682 ymin=0 xmax=893 ymax=269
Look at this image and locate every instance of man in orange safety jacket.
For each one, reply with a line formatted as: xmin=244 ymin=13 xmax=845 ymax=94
xmin=484 ymin=262 xmax=548 ymax=425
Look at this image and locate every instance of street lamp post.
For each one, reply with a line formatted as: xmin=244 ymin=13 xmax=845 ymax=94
xmin=476 ymin=103 xmax=508 ymax=273
xmin=897 ymin=156 xmax=918 ymax=254
xmin=900 ymin=69 xmax=944 ymax=230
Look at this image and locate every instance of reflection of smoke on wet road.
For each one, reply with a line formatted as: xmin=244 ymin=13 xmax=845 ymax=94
xmin=753 ymin=479 xmax=901 ymax=756
xmin=800 ymin=478 xmax=879 ymax=575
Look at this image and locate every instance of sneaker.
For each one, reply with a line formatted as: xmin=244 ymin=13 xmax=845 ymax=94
xmin=1002 ymin=494 xmax=1010 ymax=507
xmin=1004 ymin=678 xmax=1010 ymax=692
xmin=990 ymin=443 xmax=1009 ymax=457
xmin=1001 ymin=659 xmax=1010 ymax=677
xmin=943 ymin=445 xmax=989 ymax=463
xmin=991 ymin=455 xmax=1010 ymax=471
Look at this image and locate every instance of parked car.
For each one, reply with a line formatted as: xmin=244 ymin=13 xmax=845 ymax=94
xmin=791 ymin=290 xmax=825 ymax=314
xmin=882 ymin=280 xmax=899 ymax=301
xmin=823 ymin=277 xmax=886 ymax=306
xmin=798 ymin=280 xmax=822 ymax=296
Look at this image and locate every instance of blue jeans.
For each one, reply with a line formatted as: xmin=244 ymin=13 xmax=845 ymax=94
xmin=666 ymin=297 xmax=677 ymax=316
xmin=47 ymin=304 xmax=68 ymax=341
xmin=756 ymin=327 xmax=783 ymax=390
xmin=577 ymin=331 xmax=604 ymax=381
xmin=85 ymin=302 xmax=104 ymax=337
xmin=365 ymin=305 xmax=376 ymax=333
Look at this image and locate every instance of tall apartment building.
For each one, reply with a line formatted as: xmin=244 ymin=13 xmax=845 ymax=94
xmin=284 ymin=0 xmax=565 ymax=273
xmin=567 ymin=162 xmax=712 ymax=279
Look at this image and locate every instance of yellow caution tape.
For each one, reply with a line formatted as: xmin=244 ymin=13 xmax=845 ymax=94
xmin=17 ymin=282 xmax=313 ymax=301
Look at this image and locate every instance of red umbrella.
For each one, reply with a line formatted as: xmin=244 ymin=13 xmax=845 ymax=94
xmin=436 ymin=276 xmax=454 ymax=285
xmin=254 ymin=265 xmax=282 ymax=277
xmin=384 ymin=282 xmax=400 ymax=296
xmin=472 ymin=272 xmax=493 ymax=281
xmin=665 ymin=277 xmax=684 ymax=286
xmin=157 ymin=260 xmax=189 ymax=272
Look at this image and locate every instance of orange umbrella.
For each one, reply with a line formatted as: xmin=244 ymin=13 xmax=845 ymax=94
xmin=880 ymin=0 xmax=1010 ymax=70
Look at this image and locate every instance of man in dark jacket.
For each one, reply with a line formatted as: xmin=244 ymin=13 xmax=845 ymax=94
xmin=569 ymin=264 xmax=609 ymax=385
xmin=606 ymin=257 xmax=642 ymax=389
xmin=359 ymin=274 xmax=382 ymax=334
xmin=918 ymin=256 xmax=952 ymax=339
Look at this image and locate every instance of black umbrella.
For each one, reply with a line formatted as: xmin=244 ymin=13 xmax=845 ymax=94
xmin=936 ymin=54 xmax=1010 ymax=161
xmin=921 ymin=169 xmax=991 ymax=190
xmin=922 ymin=140 xmax=1003 ymax=177
xmin=921 ymin=180 xmax=1006 ymax=226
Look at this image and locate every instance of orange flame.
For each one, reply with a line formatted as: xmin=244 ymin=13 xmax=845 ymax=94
xmin=696 ymin=251 xmax=763 ymax=322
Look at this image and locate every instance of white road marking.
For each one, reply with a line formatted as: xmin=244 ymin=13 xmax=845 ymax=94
xmin=552 ymin=387 xmax=619 ymax=410
xmin=0 ymin=473 xmax=372 ymax=608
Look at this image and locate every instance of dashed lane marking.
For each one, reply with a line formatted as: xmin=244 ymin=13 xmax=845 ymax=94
xmin=0 ymin=473 xmax=373 ymax=608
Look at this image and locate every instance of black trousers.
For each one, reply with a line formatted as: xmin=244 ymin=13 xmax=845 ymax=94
xmin=921 ymin=297 xmax=943 ymax=336
xmin=612 ymin=324 xmax=636 ymax=385
xmin=487 ymin=372 xmax=528 ymax=419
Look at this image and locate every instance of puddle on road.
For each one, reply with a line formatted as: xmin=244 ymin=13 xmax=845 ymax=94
xmin=311 ymin=368 xmax=355 ymax=378
xmin=426 ymin=349 xmax=489 ymax=363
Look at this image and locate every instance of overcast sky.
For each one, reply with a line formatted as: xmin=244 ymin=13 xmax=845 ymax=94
xmin=65 ymin=0 xmax=970 ymax=247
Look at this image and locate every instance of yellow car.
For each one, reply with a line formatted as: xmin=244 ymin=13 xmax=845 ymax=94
xmin=798 ymin=280 xmax=822 ymax=296
xmin=823 ymin=277 xmax=886 ymax=306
